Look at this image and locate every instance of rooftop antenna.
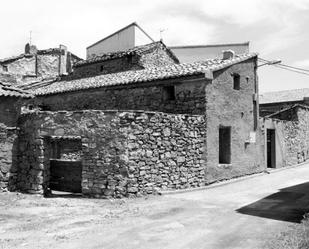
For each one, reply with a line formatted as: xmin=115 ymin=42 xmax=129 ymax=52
xmin=29 ymin=31 xmax=32 ymax=45
xmin=159 ymin=28 xmax=166 ymax=41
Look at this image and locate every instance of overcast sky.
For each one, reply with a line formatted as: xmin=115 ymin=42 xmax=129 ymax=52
xmin=1 ymin=0 xmax=309 ymax=92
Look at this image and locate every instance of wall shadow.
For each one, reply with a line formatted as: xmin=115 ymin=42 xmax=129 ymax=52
xmin=236 ymin=182 xmax=309 ymax=223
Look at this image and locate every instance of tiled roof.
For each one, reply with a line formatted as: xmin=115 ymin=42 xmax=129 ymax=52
xmin=0 ymin=82 xmax=33 ymax=98
xmin=259 ymin=88 xmax=309 ymax=104
xmin=32 ymin=53 xmax=257 ymax=96
xmin=266 ymin=104 xmax=309 ymax=118
xmin=75 ymin=41 xmax=179 ymax=67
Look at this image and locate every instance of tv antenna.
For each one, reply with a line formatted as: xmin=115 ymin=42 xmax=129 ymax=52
xmin=29 ymin=31 xmax=32 ymax=45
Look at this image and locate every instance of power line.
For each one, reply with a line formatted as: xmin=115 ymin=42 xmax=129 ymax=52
xmin=259 ymin=58 xmax=309 ymax=73
xmin=258 ymin=58 xmax=309 ymax=76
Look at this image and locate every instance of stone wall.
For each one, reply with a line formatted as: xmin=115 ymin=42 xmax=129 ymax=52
xmin=0 ymin=97 xmax=24 ymax=127
xmin=31 ymin=78 xmax=207 ymax=115
xmin=0 ymin=124 xmax=18 ymax=191
xmin=205 ymin=58 xmax=265 ymax=182
xmin=71 ymin=56 xmax=142 ymax=79
xmin=17 ymin=110 xmax=207 ymax=197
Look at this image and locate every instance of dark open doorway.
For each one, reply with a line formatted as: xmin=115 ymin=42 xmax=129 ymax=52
xmin=49 ymin=137 xmax=82 ymax=194
xmin=267 ymin=129 xmax=276 ymax=168
xmin=219 ymin=126 xmax=231 ymax=164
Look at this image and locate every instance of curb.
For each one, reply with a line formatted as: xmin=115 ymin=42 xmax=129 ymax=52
xmin=159 ymin=162 xmax=309 ymax=196
xmin=159 ymin=171 xmax=266 ymax=195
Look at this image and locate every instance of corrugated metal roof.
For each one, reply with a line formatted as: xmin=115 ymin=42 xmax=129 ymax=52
xmin=32 ymin=53 xmax=257 ymax=96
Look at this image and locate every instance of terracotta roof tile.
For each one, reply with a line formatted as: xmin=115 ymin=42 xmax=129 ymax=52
xmin=0 ymin=82 xmax=33 ymax=98
xmin=33 ymin=53 xmax=257 ymax=96
xmin=75 ymin=41 xmax=179 ymax=67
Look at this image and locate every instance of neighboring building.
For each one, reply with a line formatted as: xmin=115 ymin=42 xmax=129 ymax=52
xmin=262 ymin=104 xmax=309 ymax=169
xmin=72 ymin=41 xmax=179 ymax=79
xmin=0 ymin=44 xmax=82 ymax=86
xmin=259 ymin=88 xmax=309 ymax=117
xmin=86 ymin=22 xmax=155 ymax=59
xmin=0 ymin=82 xmax=32 ymax=191
xmin=169 ymin=42 xmax=250 ymax=63
xmin=15 ymin=50 xmax=264 ymax=197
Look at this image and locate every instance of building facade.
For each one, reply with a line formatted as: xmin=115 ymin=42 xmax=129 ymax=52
xmin=13 ymin=50 xmax=265 ymax=197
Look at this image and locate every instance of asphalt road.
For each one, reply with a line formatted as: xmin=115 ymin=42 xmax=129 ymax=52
xmin=2 ymin=163 xmax=309 ymax=249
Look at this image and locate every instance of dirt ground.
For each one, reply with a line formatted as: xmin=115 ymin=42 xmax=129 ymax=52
xmin=0 ymin=191 xmax=173 ymax=249
xmin=2 ymin=164 xmax=309 ymax=249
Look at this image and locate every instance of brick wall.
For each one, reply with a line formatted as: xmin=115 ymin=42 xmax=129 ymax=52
xmin=205 ymin=58 xmax=265 ymax=182
xmin=31 ymin=78 xmax=207 ymax=115
xmin=17 ymin=110 xmax=207 ymax=197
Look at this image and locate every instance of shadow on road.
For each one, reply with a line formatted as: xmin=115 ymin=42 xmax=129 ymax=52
xmin=236 ymin=181 xmax=309 ymax=223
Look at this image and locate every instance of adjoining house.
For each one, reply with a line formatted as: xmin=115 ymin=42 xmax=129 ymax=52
xmin=259 ymin=88 xmax=309 ymax=117
xmin=86 ymin=22 xmax=155 ymax=59
xmin=262 ymin=104 xmax=309 ymax=169
xmin=169 ymin=42 xmax=250 ymax=63
xmin=0 ymin=44 xmax=82 ymax=86
xmin=72 ymin=41 xmax=179 ymax=79
xmin=0 ymin=82 xmax=32 ymax=191
xmin=14 ymin=49 xmax=265 ymax=197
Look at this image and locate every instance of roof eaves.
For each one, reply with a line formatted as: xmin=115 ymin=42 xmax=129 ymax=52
xmin=169 ymin=42 xmax=250 ymax=49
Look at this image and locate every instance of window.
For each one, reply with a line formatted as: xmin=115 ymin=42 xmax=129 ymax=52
xmin=2 ymin=65 xmax=8 ymax=72
xmin=219 ymin=126 xmax=231 ymax=164
xmin=100 ymin=65 xmax=104 ymax=72
xmin=233 ymin=73 xmax=240 ymax=90
xmin=163 ymin=86 xmax=176 ymax=100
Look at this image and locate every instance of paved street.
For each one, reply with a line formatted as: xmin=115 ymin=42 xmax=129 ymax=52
xmin=2 ymin=163 xmax=309 ymax=249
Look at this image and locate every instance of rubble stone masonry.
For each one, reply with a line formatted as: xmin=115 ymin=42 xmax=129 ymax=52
xmin=0 ymin=124 xmax=18 ymax=191
xmin=17 ymin=110 xmax=206 ymax=197
xmin=31 ymin=78 xmax=206 ymax=115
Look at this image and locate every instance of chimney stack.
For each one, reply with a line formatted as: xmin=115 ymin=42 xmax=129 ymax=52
xmin=25 ymin=43 xmax=37 ymax=54
xmin=222 ymin=50 xmax=235 ymax=60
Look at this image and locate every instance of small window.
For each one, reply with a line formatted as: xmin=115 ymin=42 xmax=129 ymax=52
xmin=233 ymin=73 xmax=240 ymax=90
xmin=163 ymin=86 xmax=176 ymax=101
xmin=2 ymin=65 xmax=8 ymax=72
xmin=100 ymin=65 xmax=104 ymax=72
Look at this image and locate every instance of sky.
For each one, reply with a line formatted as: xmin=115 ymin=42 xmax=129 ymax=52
xmin=0 ymin=0 xmax=309 ymax=93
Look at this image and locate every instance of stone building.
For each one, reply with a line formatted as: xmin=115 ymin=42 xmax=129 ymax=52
xmin=262 ymin=104 xmax=309 ymax=169
xmin=14 ymin=49 xmax=265 ymax=197
xmin=0 ymin=44 xmax=82 ymax=86
xmin=259 ymin=88 xmax=309 ymax=117
xmin=0 ymin=82 xmax=32 ymax=190
xmin=71 ymin=41 xmax=179 ymax=79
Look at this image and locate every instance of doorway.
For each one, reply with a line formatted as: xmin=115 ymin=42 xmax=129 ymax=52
xmin=267 ymin=129 xmax=276 ymax=168
xmin=49 ymin=138 xmax=82 ymax=193
xmin=219 ymin=126 xmax=231 ymax=164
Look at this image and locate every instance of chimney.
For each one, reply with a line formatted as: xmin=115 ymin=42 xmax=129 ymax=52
xmin=25 ymin=43 xmax=38 ymax=54
xmin=222 ymin=50 xmax=235 ymax=60
xmin=59 ymin=44 xmax=68 ymax=75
